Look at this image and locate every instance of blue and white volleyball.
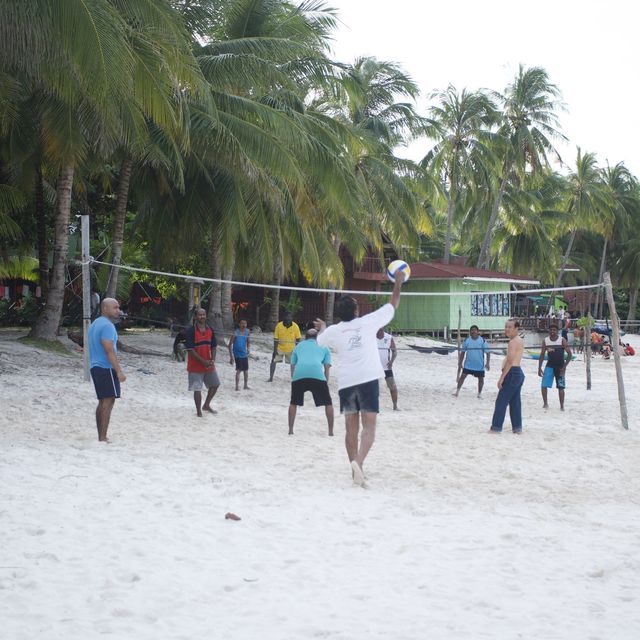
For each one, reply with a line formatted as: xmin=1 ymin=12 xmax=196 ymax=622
xmin=386 ymin=260 xmax=411 ymax=283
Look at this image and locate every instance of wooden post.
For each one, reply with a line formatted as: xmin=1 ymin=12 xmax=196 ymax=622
xmin=585 ymin=313 xmax=592 ymax=391
xmin=603 ymin=273 xmax=629 ymax=429
xmin=456 ymin=306 xmax=462 ymax=382
xmin=81 ymin=215 xmax=91 ymax=382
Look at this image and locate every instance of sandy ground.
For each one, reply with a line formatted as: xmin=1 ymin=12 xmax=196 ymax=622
xmin=1 ymin=326 xmax=640 ymax=640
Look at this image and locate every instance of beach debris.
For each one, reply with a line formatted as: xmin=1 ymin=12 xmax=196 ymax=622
xmin=225 ymin=512 xmax=241 ymax=521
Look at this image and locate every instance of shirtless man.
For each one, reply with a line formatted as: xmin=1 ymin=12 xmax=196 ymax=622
xmin=490 ymin=318 xmax=525 ymax=434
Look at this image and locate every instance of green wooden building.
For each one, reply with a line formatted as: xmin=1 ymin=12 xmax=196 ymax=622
xmin=384 ymin=262 xmax=539 ymax=334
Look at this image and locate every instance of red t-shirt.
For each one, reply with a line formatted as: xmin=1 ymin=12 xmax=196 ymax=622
xmin=185 ymin=325 xmax=217 ymax=373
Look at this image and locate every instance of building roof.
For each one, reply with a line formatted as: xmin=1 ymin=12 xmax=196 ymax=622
xmin=409 ymin=262 xmax=540 ymax=285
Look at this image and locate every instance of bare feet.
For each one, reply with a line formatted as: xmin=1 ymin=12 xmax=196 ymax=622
xmin=202 ymin=405 xmax=217 ymax=415
xmin=393 ymin=406 xmax=400 ymax=411
xmin=197 ymin=410 xmax=203 ymax=417
xmin=488 ymin=428 xmax=500 ymax=434
xmin=542 ymin=403 xmax=549 ymax=409
xmin=351 ymin=460 xmax=365 ymax=487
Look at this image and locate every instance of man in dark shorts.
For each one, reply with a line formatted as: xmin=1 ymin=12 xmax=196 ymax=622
xmin=185 ymin=308 xmax=220 ymax=417
xmin=455 ymin=325 xmax=491 ymax=398
xmin=88 ymin=298 xmax=126 ymax=442
xmin=288 ymin=328 xmax=334 ymax=435
xmin=315 ymin=271 xmax=405 ymax=487
xmin=538 ymin=322 xmax=572 ymax=410
xmin=376 ymin=327 xmax=399 ymax=410
xmin=229 ymin=318 xmax=251 ymax=390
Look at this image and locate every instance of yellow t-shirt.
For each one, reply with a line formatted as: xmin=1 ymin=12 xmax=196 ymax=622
xmin=274 ymin=321 xmax=301 ymax=353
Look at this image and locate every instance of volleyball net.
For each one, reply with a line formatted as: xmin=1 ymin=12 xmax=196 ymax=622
xmin=85 ymin=258 xmax=611 ymax=352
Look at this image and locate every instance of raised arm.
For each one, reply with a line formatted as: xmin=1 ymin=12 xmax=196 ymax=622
xmin=389 ymin=270 xmax=405 ymax=309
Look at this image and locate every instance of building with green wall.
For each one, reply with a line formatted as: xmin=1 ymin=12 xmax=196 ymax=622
xmin=384 ymin=262 xmax=539 ymax=334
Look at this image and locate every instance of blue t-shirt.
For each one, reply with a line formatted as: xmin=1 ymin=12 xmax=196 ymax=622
xmin=462 ymin=335 xmax=489 ymax=371
xmin=88 ymin=316 xmax=118 ymax=369
xmin=291 ymin=339 xmax=332 ymax=381
xmin=232 ymin=328 xmax=249 ymax=358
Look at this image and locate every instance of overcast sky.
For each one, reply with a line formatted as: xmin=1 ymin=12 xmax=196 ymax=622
xmin=327 ymin=0 xmax=639 ymax=175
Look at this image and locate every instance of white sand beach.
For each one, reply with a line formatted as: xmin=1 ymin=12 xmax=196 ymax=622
xmin=1 ymin=328 xmax=640 ymax=640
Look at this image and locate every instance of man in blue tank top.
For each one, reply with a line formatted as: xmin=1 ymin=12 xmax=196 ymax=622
xmin=229 ymin=318 xmax=251 ymax=391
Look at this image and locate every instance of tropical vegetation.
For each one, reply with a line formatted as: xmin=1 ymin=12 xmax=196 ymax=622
xmin=1 ymin=0 xmax=639 ymax=338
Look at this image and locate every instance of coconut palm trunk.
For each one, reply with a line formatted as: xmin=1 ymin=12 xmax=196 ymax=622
xmin=221 ymin=261 xmax=235 ymax=333
xmin=265 ymin=258 xmax=283 ymax=331
xmin=31 ymin=164 xmax=74 ymax=340
xmin=443 ymin=194 xmax=455 ymax=264
xmin=207 ymin=235 xmax=224 ymax=335
xmin=549 ymin=229 xmax=577 ymax=311
xmin=325 ymin=235 xmax=341 ymax=324
xmin=628 ymin=285 xmax=638 ymax=323
xmin=106 ymin=156 xmax=133 ymax=299
xmin=477 ymin=176 xmax=508 ymax=269
xmin=34 ymin=164 xmax=48 ymax=300
xmin=595 ymin=238 xmax=608 ymax=318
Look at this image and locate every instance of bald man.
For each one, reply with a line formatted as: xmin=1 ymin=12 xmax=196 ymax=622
xmin=88 ymin=298 xmax=126 ymax=442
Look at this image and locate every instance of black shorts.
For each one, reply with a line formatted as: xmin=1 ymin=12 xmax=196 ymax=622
xmin=290 ymin=378 xmax=332 ymax=407
xmin=339 ymin=379 xmax=379 ymax=415
xmin=462 ymin=368 xmax=485 ymax=378
xmin=234 ymin=357 xmax=249 ymax=371
xmin=90 ymin=366 xmax=121 ymax=399
xmin=384 ymin=369 xmax=394 ymax=379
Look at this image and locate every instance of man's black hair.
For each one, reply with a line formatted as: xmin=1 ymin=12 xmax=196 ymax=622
xmin=470 ymin=324 xmax=479 ymax=331
xmin=335 ymin=296 xmax=358 ymax=321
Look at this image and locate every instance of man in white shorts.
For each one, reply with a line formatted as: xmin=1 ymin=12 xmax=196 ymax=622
xmin=315 ymin=271 xmax=405 ymax=486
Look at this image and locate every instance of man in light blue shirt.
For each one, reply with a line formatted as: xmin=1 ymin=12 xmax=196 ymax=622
xmin=288 ymin=328 xmax=334 ymax=436
xmin=88 ymin=298 xmax=126 ymax=441
xmin=454 ymin=325 xmax=491 ymax=398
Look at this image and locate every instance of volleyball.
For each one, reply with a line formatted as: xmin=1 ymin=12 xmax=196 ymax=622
xmin=386 ymin=260 xmax=410 ymax=283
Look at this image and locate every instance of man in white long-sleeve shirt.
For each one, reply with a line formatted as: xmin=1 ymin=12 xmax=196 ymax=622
xmin=315 ymin=272 xmax=405 ymax=486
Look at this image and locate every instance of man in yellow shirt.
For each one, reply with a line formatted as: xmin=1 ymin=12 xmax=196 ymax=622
xmin=269 ymin=311 xmax=301 ymax=381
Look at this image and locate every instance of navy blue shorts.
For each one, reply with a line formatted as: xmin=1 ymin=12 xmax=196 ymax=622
xmin=462 ymin=367 xmax=485 ymax=378
xmin=234 ymin=357 xmax=249 ymax=372
xmin=339 ymin=379 xmax=379 ymax=415
xmin=90 ymin=367 xmax=121 ymax=399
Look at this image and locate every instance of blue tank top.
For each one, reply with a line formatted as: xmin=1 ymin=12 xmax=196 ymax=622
xmin=233 ymin=328 xmax=249 ymax=358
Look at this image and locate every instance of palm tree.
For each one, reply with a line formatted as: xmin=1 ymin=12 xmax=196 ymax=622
xmin=0 ymin=0 xmax=202 ymax=340
xmin=422 ymin=86 xmax=498 ymax=263
xmin=477 ymin=65 xmax=566 ymax=269
xmin=550 ymin=149 xmax=613 ymax=306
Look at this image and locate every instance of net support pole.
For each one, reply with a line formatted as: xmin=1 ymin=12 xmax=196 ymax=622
xmin=81 ymin=214 xmax=91 ymax=382
xmin=603 ymin=273 xmax=629 ymax=429
xmin=456 ymin=306 xmax=462 ymax=382
xmin=585 ymin=313 xmax=592 ymax=391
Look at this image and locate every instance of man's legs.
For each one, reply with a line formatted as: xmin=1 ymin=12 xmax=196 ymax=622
xmin=96 ymin=397 xmax=115 ymax=441
xmin=235 ymin=370 xmax=241 ymax=391
xmin=477 ymin=375 xmax=484 ymax=397
xmin=508 ymin=382 xmax=524 ymax=433
xmin=288 ymin=404 xmax=297 ymax=435
xmin=355 ymin=412 xmax=377 ymax=468
xmin=490 ymin=386 xmax=512 ymax=432
xmin=194 ymin=390 xmax=203 ymax=417
xmin=559 ymin=388 xmax=565 ymax=411
xmin=386 ymin=378 xmax=399 ymax=410
xmin=202 ymin=385 xmax=219 ymax=413
xmin=268 ymin=359 xmax=276 ymax=382
xmin=243 ymin=370 xmax=249 ymax=389
xmin=454 ymin=373 xmax=468 ymax=396
xmin=325 ymin=405 xmax=334 ymax=436
xmin=541 ymin=386 xmax=549 ymax=408
xmin=345 ymin=412 xmax=360 ymax=462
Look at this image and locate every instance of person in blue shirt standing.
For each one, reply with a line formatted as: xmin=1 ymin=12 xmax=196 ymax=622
xmin=228 ymin=318 xmax=251 ymax=391
xmin=88 ymin=298 xmax=126 ymax=442
xmin=454 ymin=325 xmax=491 ymax=398
xmin=288 ymin=328 xmax=334 ymax=436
